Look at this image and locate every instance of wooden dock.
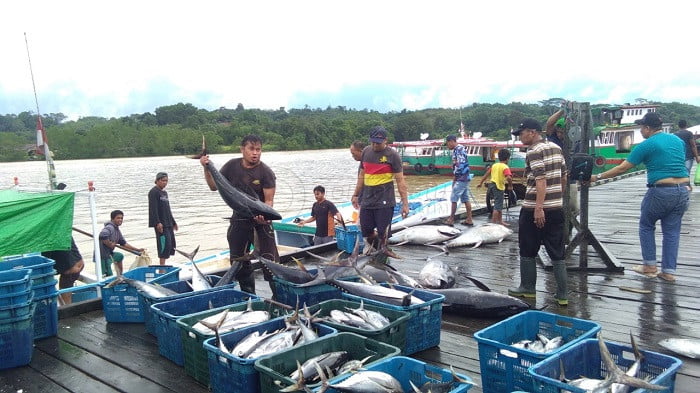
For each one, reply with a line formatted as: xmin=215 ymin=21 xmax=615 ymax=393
xmin=1 ymin=173 xmax=698 ymax=393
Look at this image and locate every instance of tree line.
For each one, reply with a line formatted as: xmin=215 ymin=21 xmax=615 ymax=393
xmin=1 ymin=99 xmax=698 ymax=162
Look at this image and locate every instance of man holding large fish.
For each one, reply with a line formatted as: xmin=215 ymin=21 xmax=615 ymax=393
xmin=200 ymin=134 xmax=280 ymax=295
xmin=508 ymin=118 xmax=569 ymax=306
xmin=351 ymin=126 xmax=409 ymax=260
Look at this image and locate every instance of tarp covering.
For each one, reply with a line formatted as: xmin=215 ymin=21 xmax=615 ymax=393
xmin=0 ymin=189 xmax=74 ymax=257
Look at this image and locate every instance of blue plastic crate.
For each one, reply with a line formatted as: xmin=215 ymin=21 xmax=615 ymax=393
xmin=335 ymin=225 xmax=363 ymax=253
xmin=0 ymin=288 xmax=32 ymax=308
xmin=0 ymin=269 xmax=32 ymax=298
xmin=0 ymin=296 xmax=34 ymax=319
xmin=177 ymin=300 xmax=289 ymax=385
xmin=341 ymin=283 xmax=444 ymax=355
xmin=58 ymin=283 xmax=100 ymax=303
xmin=0 ymin=304 xmax=35 ymax=370
xmin=473 ymin=310 xmax=601 ymax=393
xmin=33 ymin=293 xmax=58 ymax=340
xmin=141 ymin=274 xmax=237 ymax=336
xmin=316 ymin=356 xmax=474 ymax=393
xmin=273 ymin=268 xmax=358 ymax=308
xmin=255 ymin=332 xmax=401 ymax=393
xmin=150 ymin=288 xmax=258 ymax=366
xmin=100 ymin=265 xmax=180 ymax=323
xmin=31 ymin=270 xmax=57 ymax=286
xmin=31 ymin=279 xmax=58 ymax=298
xmin=203 ymin=317 xmax=336 ymax=392
xmin=529 ymin=338 xmax=682 ymax=393
xmin=0 ymin=255 xmax=54 ymax=277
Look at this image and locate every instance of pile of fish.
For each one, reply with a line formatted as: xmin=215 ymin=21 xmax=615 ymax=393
xmin=322 ymin=300 xmax=391 ymax=330
xmin=191 ymin=298 xmax=270 ymax=335
xmin=387 ymin=222 xmax=513 ymax=249
xmin=219 ymin=314 xmax=322 ymax=359
xmin=104 ymin=276 xmax=179 ymax=298
xmin=507 ymin=333 xmax=564 ymax=354
xmin=556 ymin=333 xmax=667 ymax=392
xmin=281 ymin=351 xmax=373 ymax=389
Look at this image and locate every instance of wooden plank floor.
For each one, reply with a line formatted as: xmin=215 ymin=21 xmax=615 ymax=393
xmin=1 ymin=173 xmax=698 ymax=393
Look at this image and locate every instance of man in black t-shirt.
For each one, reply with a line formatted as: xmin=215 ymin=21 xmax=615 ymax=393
xmin=200 ymin=134 xmax=279 ymax=295
xmin=675 ymin=120 xmax=700 ymax=174
xmin=297 ymin=185 xmax=343 ymax=245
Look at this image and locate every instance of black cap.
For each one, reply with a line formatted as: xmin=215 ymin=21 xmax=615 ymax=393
xmin=155 ymin=172 xmax=168 ymax=181
xmin=369 ymin=126 xmax=388 ymax=143
xmin=445 ymin=135 xmax=457 ymax=142
xmin=635 ymin=112 xmax=662 ymax=128
xmin=512 ymin=118 xmax=542 ymax=135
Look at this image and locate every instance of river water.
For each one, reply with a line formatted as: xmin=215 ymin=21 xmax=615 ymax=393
xmin=0 ymin=149 xmax=486 ymax=274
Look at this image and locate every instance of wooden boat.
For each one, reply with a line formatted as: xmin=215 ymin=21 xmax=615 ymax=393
xmin=390 ymin=136 xmax=527 ymax=177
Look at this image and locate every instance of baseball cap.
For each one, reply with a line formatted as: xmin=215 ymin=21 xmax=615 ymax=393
xmin=369 ymin=126 xmax=388 ymax=143
xmin=512 ymin=118 xmax=542 ymax=136
xmin=155 ymin=172 xmax=168 ymax=181
xmin=445 ymin=135 xmax=457 ymax=142
xmin=635 ymin=112 xmax=662 ymax=128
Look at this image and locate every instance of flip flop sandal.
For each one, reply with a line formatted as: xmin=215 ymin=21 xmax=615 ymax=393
xmin=461 ymin=221 xmax=474 ymax=226
xmin=631 ymin=265 xmax=658 ymax=278
xmin=658 ymin=273 xmax=676 ymax=282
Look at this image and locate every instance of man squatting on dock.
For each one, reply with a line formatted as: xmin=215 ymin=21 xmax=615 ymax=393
xmin=508 ymin=118 xmax=569 ymax=306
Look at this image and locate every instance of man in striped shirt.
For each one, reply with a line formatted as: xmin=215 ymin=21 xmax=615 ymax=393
xmin=352 ymin=126 xmax=409 ymax=259
xmin=508 ymin=118 xmax=569 ymax=306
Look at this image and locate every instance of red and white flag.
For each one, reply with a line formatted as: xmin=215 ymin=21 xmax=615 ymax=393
xmin=35 ymin=117 xmax=48 ymax=155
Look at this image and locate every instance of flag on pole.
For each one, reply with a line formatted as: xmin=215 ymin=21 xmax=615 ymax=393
xmin=35 ymin=116 xmax=49 ymax=155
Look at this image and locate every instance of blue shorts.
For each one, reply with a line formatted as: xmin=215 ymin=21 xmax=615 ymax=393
xmin=493 ymin=188 xmax=505 ymax=211
xmin=450 ymin=181 xmax=471 ymax=204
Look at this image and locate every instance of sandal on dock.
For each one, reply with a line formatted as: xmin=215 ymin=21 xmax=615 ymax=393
xmin=461 ymin=221 xmax=474 ymax=226
xmin=658 ymin=273 xmax=676 ymax=282
xmin=631 ymin=265 xmax=658 ymax=278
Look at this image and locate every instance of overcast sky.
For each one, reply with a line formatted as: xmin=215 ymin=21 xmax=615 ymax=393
xmin=1 ymin=0 xmax=697 ymax=120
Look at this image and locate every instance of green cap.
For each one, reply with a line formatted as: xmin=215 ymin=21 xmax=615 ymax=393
xmin=555 ymin=118 xmax=566 ymax=128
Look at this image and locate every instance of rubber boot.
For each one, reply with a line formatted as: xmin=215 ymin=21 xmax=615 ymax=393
xmin=508 ymin=257 xmax=537 ymax=298
xmin=552 ymin=260 xmax=568 ymax=306
xmin=268 ymin=280 xmax=277 ymax=301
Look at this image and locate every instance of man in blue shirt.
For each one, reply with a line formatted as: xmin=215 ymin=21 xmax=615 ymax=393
xmin=445 ymin=135 xmax=474 ymax=226
xmin=589 ymin=112 xmax=689 ymax=282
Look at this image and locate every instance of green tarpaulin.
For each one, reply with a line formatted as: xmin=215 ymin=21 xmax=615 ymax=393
xmin=0 ymin=189 xmax=74 ymax=257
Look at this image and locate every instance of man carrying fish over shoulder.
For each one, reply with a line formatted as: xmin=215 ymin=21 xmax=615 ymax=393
xmin=200 ymin=134 xmax=279 ymax=295
xmin=508 ymin=118 xmax=569 ymax=306
xmin=351 ymin=126 xmax=409 ymax=261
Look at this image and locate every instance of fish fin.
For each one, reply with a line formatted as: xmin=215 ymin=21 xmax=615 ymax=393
xmin=185 ymin=280 xmax=194 ymax=290
xmin=630 ymin=331 xmax=644 ymax=363
xmin=305 ymin=251 xmax=333 ymax=263
xmin=175 ymin=245 xmax=200 ymax=262
xmin=462 ymin=275 xmax=491 ymax=292
xmin=279 ymin=361 xmax=308 ymax=393
xmin=409 ymin=380 xmax=422 ymax=393
xmin=190 ymin=135 xmax=207 ymax=159
xmin=103 ymin=275 xmax=126 ymax=288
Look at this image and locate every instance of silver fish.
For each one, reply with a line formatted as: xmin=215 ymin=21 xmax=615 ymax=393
xmin=246 ymin=329 xmax=298 ymax=359
xmin=322 ymin=370 xmax=404 ymax=393
xmin=417 ymin=259 xmax=456 ymax=289
xmin=445 ymin=223 xmax=513 ymax=248
xmin=658 ymin=337 xmax=700 ymax=359
xmin=388 ymin=225 xmax=461 ymax=245
xmin=330 ymin=280 xmax=424 ymax=307
xmin=176 ymin=246 xmax=212 ymax=291
xmin=104 ymin=276 xmax=179 ymax=298
xmin=346 ymin=300 xmax=391 ymax=329
xmin=231 ymin=330 xmax=276 ymax=358
xmin=289 ymin=351 xmax=349 ymax=384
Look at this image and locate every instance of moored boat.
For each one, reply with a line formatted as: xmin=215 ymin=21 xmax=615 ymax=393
xmin=390 ymin=136 xmax=527 ymax=177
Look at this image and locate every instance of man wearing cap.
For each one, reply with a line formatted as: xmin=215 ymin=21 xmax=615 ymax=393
xmin=508 ymin=118 xmax=569 ymax=306
xmin=148 ymin=172 xmax=178 ymax=265
xmin=445 ymin=134 xmax=474 ymax=226
xmin=590 ymin=112 xmax=689 ymax=282
xmin=351 ymin=126 xmax=409 ymax=259
xmin=100 ymin=210 xmax=144 ymax=276
xmin=545 ymin=108 xmax=566 ymax=149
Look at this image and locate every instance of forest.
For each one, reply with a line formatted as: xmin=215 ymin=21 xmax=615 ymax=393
xmin=1 ymin=99 xmax=699 ymax=162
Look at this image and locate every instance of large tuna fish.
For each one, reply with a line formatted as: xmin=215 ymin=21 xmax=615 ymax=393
xmin=445 ymin=223 xmax=512 ymax=248
xmin=388 ymin=225 xmax=461 ymax=245
xmin=425 ymin=287 xmax=529 ymax=318
xmin=417 ymin=259 xmax=456 ymax=289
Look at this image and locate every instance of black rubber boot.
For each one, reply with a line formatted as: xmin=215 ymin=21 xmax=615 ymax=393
xmin=508 ymin=257 xmax=537 ymax=298
xmin=552 ymin=260 xmax=568 ymax=306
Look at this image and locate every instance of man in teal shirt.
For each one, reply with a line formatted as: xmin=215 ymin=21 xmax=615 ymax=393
xmin=589 ymin=112 xmax=689 ymax=282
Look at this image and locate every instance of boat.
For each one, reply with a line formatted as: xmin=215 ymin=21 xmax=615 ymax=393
xmin=273 ymin=181 xmax=454 ymax=249
xmin=589 ymin=103 xmax=672 ymax=172
xmin=389 ymin=134 xmax=527 ymax=177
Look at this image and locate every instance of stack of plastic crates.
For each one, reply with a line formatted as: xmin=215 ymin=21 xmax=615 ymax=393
xmin=0 ymin=268 xmax=35 ymax=369
xmin=0 ymin=254 xmax=58 ymax=339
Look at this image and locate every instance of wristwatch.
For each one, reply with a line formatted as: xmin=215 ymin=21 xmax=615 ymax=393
xmin=596 ymin=173 xmax=602 ymax=181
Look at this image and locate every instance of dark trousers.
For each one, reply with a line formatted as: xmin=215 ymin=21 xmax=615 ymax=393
xmin=518 ymin=208 xmax=565 ymax=260
xmin=227 ymin=218 xmax=278 ymax=293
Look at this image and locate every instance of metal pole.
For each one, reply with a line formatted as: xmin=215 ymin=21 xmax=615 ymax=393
xmin=578 ymin=102 xmax=591 ymax=268
xmin=88 ymin=181 xmax=103 ymax=290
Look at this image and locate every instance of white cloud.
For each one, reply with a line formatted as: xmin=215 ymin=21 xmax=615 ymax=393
xmin=1 ymin=0 xmax=698 ymax=119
